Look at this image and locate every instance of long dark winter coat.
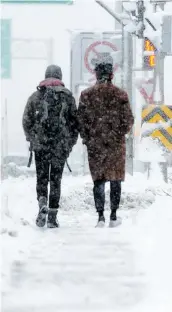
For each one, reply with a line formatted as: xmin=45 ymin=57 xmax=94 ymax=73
xmin=78 ymin=82 xmax=134 ymax=181
xmin=22 ymin=73 xmax=78 ymax=158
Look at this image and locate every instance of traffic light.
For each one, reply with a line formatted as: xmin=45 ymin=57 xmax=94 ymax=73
xmin=144 ymin=37 xmax=156 ymax=70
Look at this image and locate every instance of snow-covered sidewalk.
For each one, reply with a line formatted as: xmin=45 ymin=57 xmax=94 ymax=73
xmin=1 ymin=174 xmax=172 ymax=312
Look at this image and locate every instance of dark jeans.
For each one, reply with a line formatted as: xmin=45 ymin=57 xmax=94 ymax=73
xmin=93 ymin=180 xmax=121 ymax=213
xmin=35 ymin=150 xmax=65 ymax=209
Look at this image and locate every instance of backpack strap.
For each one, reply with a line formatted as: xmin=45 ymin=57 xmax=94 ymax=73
xmin=38 ymin=86 xmax=49 ymax=123
xmin=41 ymin=94 xmax=49 ymax=122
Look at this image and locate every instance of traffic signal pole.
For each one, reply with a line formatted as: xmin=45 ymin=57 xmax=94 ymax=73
xmin=114 ymin=1 xmax=134 ymax=175
xmin=133 ymin=1 xmax=147 ymax=171
xmin=152 ymin=1 xmax=167 ymax=182
xmin=153 ymin=1 xmax=165 ymax=104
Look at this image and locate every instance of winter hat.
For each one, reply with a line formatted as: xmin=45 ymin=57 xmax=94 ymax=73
xmin=45 ymin=64 xmax=62 ymax=80
xmin=95 ymin=61 xmax=113 ymax=76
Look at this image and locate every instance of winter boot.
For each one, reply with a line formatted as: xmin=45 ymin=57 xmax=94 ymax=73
xmin=47 ymin=209 xmax=59 ymax=228
xmin=36 ymin=196 xmax=48 ymax=227
xmin=96 ymin=211 xmax=105 ymax=228
xmin=109 ymin=210 xmax=122 ymax=228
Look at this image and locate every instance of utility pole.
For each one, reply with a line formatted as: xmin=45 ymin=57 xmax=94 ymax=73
xmin=151 ymin=0 xmax=168 ymax=181
xmin=114 ymin=1 xmax=124 ymax=88
xmin=152 ymin=1 xmax=165 ymax=105
xmin=133 ymin=1 xmax=146 ymax=171
xmin=136 ymin=0 xmax=145 ymax=39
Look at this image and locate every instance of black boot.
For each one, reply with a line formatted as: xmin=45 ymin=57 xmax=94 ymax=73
xmin=93 ymin=180 xmax=106 ymax=228
xmin=110 ymin=210 xmax=117 ymax=221
xmin=96 ymin=211 xmax=105 ymax=228
xmin=109 ymin=210 xmax=122 ymax=228
xmin=36 ymin=196 xmax=48 ymax=227
xmin=47 ymin=209 xmax=59 ymax=228
xmin=109 ymin=181 xmax=122 ymax=227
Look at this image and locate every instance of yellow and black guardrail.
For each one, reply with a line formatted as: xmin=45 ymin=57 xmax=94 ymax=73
xmin=142 ymin=105 xmax=172 ymax=150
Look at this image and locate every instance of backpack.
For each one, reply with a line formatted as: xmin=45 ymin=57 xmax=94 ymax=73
xmin=35 ymin=86 xmax=69 ymax=146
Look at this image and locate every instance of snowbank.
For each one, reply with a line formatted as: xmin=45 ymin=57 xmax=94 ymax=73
xmin=1 ymin=173 xmax=172 ymax=311
xmin=1 ymin=172 xmax=172 ymax=235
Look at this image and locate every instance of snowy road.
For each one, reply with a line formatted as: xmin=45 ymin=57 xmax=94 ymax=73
xmin=1 ymin=173 xmax=172 ymax=312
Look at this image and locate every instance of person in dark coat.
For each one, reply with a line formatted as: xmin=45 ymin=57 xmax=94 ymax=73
xmin=22 ymin=65 xmax=78 ymax=228
xmin=78 ymin=61 xmax=134 ymax=227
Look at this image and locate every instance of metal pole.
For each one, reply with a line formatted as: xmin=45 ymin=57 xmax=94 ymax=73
xmin=152 ymin=1 xmax=167 ymax=182
xmin=114 ymin=1 xmax=124 ymax=88
xmin=159 ymin=2 xmax=165 ymax=104
xmin=126 ymin=32 xmax=134 ymax=175
xmin=152 ymin=2 xmax=165 ymax=104
xmin=133 ymin=1 xmax=146 ymax=172
xmin=121 ymin=1 xmax=134 ymax=175
xmin=121 ymin=2 xmax=125 ymax=89
xmin=136 ymin=0 xmax=146 ymax=39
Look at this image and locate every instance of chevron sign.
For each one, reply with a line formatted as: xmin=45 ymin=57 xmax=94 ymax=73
xmin=142 ymin=105 xmax=172 ymax=150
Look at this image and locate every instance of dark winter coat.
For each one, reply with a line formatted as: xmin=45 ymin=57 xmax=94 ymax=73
xmin=78 ymin=82 xmax=134 ymax=181
xmin=22 ymin=77 xmax=78 ymax=158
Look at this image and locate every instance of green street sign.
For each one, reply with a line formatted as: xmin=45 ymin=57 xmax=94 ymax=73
xmin=1 ymin=19 xmax=11 ymax=79
xmin=1 ymin=0 xmax=73 ymax=3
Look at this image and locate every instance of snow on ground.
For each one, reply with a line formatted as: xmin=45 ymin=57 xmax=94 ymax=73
xmin=1 ymin=172 xmax=172 ymax=312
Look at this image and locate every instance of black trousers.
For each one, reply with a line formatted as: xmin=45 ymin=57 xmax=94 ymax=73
xmin=93 ymin=180 xmax=121 ymax=213
xmin=35 ymin=150 xmax=65 ymax=209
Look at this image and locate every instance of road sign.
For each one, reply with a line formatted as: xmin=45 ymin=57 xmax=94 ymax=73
xmin=136 ymin=78 xmax=154 ymax=104
xmin=142 ymin=105 xmax=172 ymax=150
xmin=84 ymin=41 xmax=119 ymax=74
xmin=71 ymin=32 xmax=122 ymax=95
xmin=1 ymin=19 xmax=11 ymax=79
xmin=1 ymin=0 xmax=73 ymax=3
